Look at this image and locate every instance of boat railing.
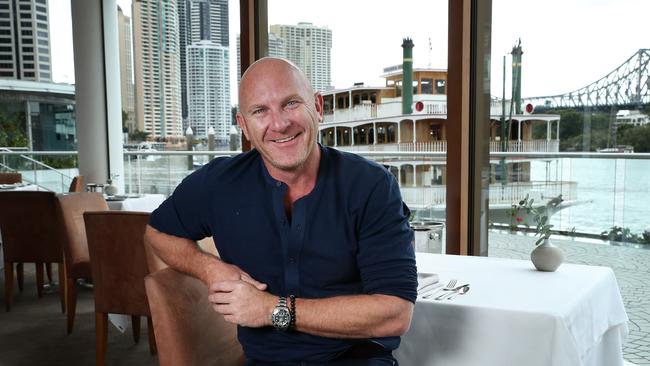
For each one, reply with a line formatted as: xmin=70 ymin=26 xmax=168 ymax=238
xmin=333 ymin=140 xmax=557 ymax=153
xmin=400 ymin=181 xmax=578 ymax=207
xmin=489 ymin=140 xmax=560 ymax=152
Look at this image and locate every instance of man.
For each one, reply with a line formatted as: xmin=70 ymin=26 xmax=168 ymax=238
xmin=145 ymin=57 xmax=417 ymax=365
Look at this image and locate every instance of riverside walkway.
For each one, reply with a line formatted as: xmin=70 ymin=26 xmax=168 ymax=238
xmin=489 ymin=231 xmax=650 ymax=365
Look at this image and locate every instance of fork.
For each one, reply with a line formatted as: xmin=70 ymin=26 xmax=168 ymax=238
xmin=423 ymin=279 xmax=456 ymax=299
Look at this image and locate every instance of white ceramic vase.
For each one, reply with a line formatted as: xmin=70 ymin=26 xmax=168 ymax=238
xmin=104 ymin=180 xmax=118 ymax=196
xmin=530 ymin=239 xmax=565 ymax=272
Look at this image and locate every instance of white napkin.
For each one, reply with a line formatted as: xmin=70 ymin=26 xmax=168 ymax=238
xmin=417 ymin=273 xmax=441 ymax=294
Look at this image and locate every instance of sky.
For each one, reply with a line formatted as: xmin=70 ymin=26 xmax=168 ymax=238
xmin=49 ymin=0 xmax=649 ymax=102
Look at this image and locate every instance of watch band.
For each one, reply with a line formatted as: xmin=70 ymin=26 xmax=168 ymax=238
xmin=289 ymin=295 xmax=296 ymax=331
xmin=271 ymin=296 xmax=291 ymax=331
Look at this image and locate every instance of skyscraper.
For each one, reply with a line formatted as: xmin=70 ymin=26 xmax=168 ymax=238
xmin=117 ymin=6 xmax=135 ymax=133
xmin=179 ymin=0 xmax=231 ymax=141
xmin=186 ymin=41 xmax=229 ymax=142
xmin=236 ymin=32 xmax=286 ymax=86
xmin=178 ymin=0 xmax=228 ymax=122
xmin=0 ymin=0 xmax=52 ymax=81
xmin=269 ymin=22 xmax=332 ymax=91
xmin=133 ymin=0 xmax=182 ymax=139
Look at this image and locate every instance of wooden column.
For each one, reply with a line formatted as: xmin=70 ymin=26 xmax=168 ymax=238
xmin=239 ymin=0 xmax=268 ymax=152
xmin=446 ymin=0 xmax=491 ymax=256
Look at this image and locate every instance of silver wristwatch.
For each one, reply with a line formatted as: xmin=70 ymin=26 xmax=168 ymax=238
xmin=270 ymin=296 xmax=292 ymax=331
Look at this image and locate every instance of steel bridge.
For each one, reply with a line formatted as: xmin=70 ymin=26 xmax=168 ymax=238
xmin=523 ymin=49 xmax=649 ymax=109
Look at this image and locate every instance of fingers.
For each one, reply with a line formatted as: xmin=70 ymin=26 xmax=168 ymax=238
xmin=210 ymin=281 xmax=241 ymax=292
xmin=240 ymin=272 xmax=268 ymax=290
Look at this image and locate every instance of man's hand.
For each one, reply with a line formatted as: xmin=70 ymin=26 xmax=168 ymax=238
xmin=208 ymin=280 xmax=276 ymax=327
xmin=207 ymin=261 xmax=268 ymax=291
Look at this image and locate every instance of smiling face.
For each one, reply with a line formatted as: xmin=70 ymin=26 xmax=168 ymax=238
xmin=236 ymin=58 xmax=323 ymax=177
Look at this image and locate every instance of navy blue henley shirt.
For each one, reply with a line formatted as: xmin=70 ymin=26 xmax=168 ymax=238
xmin=149 ymin=145 xmax=417 ymax=363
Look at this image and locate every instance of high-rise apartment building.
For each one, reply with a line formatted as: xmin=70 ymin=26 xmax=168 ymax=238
xmin=189 ymin=0 xmax=228 ymax=45
xmin=0 ymin=0 xmax=52 ymax=81
xmin=236 ymin=32 xmax=286 ymax=86
xmin=178 ymin=0 xmax=228 ymax=122
xmin=133 ymin=0 xmax=182 ymax=139
xmin=186 ymin=41 xmax=229 ymax=142
xmin=178 ymin=0 xmax=230 ymax=140
xmin=269 ymin=22 xmax=332 ymax=91
xmin=117 ymin=6 xmax=135 ymax=133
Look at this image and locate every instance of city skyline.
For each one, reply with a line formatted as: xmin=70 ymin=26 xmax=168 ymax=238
xmin=48 ymin=0 xmax=649 ymax=103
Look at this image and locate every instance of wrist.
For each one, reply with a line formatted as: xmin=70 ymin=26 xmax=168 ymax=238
xmin=200 ymin=256 xmax=227 ymax=284
xmin=265 ymin=295 xmax=278 ymax=327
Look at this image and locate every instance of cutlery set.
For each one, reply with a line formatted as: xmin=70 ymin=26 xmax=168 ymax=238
xmin=420 ymin=279 xmax=470 ymax=300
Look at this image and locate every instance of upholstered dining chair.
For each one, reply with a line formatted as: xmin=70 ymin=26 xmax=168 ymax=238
xmin=145 ymin=268 xmax=245 ymax=366
xmin=68 ymin=175 xmax=84 ymax=193
xmin=56 ymin=192 xmax=108 ymax=334
xmin=0 ymin=191 xmax=66 ymax=312
xmin=83 ymin=211 xmax=156 ymax=366
xmin=42 ymin=175 xmax=86 ymax=287
xmin=0 ymin=172 xmax=21 ymax=184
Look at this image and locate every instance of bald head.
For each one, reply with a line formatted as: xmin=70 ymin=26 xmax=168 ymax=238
xmin=239 ymin=57 xmax=314 ymax=107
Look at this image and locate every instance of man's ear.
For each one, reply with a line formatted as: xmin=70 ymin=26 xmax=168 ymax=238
xmin=314 ymin=92 xmax=324 ymax=122
xmin=236 ymin=113 xmax=250 ymax=141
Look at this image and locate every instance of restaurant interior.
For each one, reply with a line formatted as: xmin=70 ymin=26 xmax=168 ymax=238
xmin=0 ymin=0 xmax=637 ymax=365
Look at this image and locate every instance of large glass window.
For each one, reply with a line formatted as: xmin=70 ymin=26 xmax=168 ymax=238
xmin=268 ymin=0 xmax=450 ymax=250
xmin=488 ymin=1 xmax=650 ymax=363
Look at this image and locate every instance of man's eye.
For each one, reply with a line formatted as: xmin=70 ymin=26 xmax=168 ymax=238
xmin=252 ymin=108 xmax=264 ymax=115
xmin=286 ymin=100 xmax=299 ymax=108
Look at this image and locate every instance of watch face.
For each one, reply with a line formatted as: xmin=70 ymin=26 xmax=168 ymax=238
xmin=271 ymin=307 xmax=291 ymax=329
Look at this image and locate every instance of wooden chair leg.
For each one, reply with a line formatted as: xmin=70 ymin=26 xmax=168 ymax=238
xmin=4 ymin=262 xmax=13 ymax=311
xmin=147 ymin=316 xmax=157 ymax=355
xmin=35 ymin=262 xmax=44 ymax=298
xmin=131 ymin=315 xmax=141 ymax=344
xmin=16 ymin=262 xmax=24 ymax=292
xmin=95 ymin=312 xmax=108 ymax=366
xmin=66 ymin=278 xmax=77 ymax=334
xmin=45 ymin=263 xmax=53 ymax=284
xmin=58 ymin=262 xmax=66 ymax=313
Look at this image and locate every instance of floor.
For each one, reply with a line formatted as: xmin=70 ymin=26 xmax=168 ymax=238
xmin=0 ymin=265 xmax=157 ymax=366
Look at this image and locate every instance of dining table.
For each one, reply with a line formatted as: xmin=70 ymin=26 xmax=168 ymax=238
xmin=105 ymin=193 xmax=166 ymax=212
xmin=395 ymin=253 xmax=629 ymax=366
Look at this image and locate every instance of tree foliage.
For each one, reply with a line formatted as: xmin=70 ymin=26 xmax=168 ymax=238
xmin=617 ymin=124 xmax=650 ymax=152
xmin=0 ymin=107 xmax=28 ymax=147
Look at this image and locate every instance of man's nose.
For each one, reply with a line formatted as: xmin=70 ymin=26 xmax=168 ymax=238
xmin=269 ymin=110 xmax=291 ymax=131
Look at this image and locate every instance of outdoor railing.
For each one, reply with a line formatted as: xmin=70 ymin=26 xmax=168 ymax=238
xmin=2 ymin=149 xmax=649 ymax=238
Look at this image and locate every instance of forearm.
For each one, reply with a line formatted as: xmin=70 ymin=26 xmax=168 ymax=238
xmin=144 ymin=225 xmax=230 ymax=284
xmin=292 ymin=294 xmax=413 ymax=339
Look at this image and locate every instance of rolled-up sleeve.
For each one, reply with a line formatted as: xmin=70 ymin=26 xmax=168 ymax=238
xmin=356 ymin=171 xmax=417 ymax=303
xmin=149 ymin=167 xmax=211 ymax=241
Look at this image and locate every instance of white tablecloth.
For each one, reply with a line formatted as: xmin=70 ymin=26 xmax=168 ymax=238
xmin=106 ymin=194 xmax=165 ymax=212
xmin=395 ymin=253 xmax=629 ymax=366
xmin=0 ymin=183 xmax=39 ymax=191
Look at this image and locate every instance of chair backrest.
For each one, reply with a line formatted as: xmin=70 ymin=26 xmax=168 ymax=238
xmin=0 ymin=191 xmax=65 ymax=263
xmin=57 ymin=192 xmax=108 ymax=278
xmin=0 ymin=172 xmax=22 ymax=184
xmin=83 ymin=211 xmax=151 ymax=316
xmin=68 ymin=175 xmax=84 ymax=193
xmin=145 ymin=268 xmax=245 ymax=366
